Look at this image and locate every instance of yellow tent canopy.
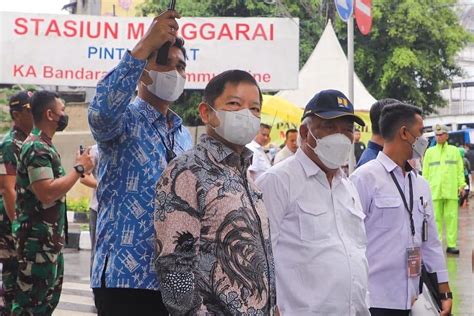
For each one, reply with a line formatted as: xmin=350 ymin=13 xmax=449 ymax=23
xmin=261 ymin=95 xmax=303 ymax=145
xmin=261 ymin=94 xmax=371 ymax=145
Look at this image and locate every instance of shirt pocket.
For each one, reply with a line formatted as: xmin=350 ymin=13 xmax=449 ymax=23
xmin=344 ymin=205 xmax=367 ymax=248
xmin=373 ymin=196 xmax=402 ymax=229
xmin=297 ymin=201 xmax=330 ymax=242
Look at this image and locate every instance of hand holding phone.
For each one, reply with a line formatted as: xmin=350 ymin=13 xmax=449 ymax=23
xmin=156 ymin=0 xmax=177 ymax=65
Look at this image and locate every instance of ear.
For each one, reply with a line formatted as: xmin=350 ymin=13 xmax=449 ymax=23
xmin=399 ymin=126 xmax=409 ymax=141
xmin=198 ymin=102 xmax=211 ymax=125
xmin=45 ymin=108 xmax=55 ymax=122
xmin=11 ymin=111 xmax=21 ymax=121
xmin=299 ymin=124 xmax=308 ymax=141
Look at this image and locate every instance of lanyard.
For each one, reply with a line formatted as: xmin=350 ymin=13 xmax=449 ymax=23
xmin=389 ymin=171 xmax=415 ymax=237
xmin=159 ymin=132 xmax=176 ymax=163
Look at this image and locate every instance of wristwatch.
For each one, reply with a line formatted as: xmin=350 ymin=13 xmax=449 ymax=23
xmin=439 ymin=292 xmax=453 ymax=300
xmin=74 ymin=164 xmax=85 ymax=178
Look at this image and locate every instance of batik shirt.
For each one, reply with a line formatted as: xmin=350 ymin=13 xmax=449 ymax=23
xmin=0 ymin=126 xmax=28 ymax=259
xmin=154 ymin=134 xmax=277 ymax=315
xmin=89 ymin=51 xmax=193 ymax=290
xmin=16 ymin=132 xmax=66 ymax=262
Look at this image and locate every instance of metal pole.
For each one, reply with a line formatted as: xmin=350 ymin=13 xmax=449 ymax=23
xmin=348 ymin=14 xmax=355 ymax=174
xmin=348 ymin=15 xmax=354 ymax=103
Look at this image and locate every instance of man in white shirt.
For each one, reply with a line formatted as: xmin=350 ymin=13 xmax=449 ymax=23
xmin=247 ymin=123 xmax=272 ymax=180
xmin=350 ymin=102 xmax=452 ymax=316
xmin=274 ymin=129 xmax=298 ymax=164
xmin=257 ymin=90 xmax=370 ymax=316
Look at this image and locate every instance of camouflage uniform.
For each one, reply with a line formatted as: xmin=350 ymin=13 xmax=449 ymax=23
xmin=12 ymin=132 xmax=66 ymax=316
xmin=0 ymin=126 xmax=29 ymax=315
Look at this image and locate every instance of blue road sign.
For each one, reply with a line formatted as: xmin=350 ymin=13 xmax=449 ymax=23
xmin=335 ymin=0 xmax=354 ymax=22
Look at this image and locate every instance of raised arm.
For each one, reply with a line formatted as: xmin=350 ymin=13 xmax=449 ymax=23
xmin=88 ymin=10 xmax=181 ymax=143
xmin=30 ymin=149 xmax=94 ymax=205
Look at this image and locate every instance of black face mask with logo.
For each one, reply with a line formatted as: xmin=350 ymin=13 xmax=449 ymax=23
xmin=55 ymin=114 xmax=69 ymax=132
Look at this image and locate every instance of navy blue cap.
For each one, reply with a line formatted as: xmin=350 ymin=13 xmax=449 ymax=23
xmin=302 ymin=89 xmax=365 ymax=126
xmin=9 ymin=91 xmax=32 ymax=110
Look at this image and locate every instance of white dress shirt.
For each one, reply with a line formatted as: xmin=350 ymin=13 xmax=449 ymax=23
xmin=256 ymin=149 xmax=370 ymax=316
xmin=247 ymin=140 xmax=272 ymax=179
xmin=350 ymin=152 xmax=448 ymax=310
xmin=274 ymin=145 xmax=295 ymax=164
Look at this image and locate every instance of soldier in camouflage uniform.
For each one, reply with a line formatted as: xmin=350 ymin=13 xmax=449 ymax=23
xmin=0 ymin=92 xmax=34 ymax=315
xmin=12 ymin=91 xmax=94 ymax=316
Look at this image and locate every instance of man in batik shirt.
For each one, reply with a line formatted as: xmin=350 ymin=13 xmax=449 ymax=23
xmin=154 ymin=70 xmax=277 ymax=315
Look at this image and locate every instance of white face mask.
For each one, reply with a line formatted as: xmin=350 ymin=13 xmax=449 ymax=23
xmin=145 ymin=69 xmax=185 ymax=102
xmin=308 ymin=130 xmax=352 ymax=169
xmin=410 ymin=134 xmax=429 ymax=160
xmin=209 ymin=106 xmax=261 ymax=146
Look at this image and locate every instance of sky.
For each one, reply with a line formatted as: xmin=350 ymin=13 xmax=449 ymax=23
xmin=0 ymin=0 xmax=70 ymax=14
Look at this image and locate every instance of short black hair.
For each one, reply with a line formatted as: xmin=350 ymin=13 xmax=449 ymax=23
xmin=370 ymin=98 xmax=399 ymax=135
xmin=260 ymin=123 xmax=271 ymax=130
xmin=354 ymin=128 xmax=361 ymax=133
xmin=150 ymin=37 xmax=187 ymax=61
xmin=379 ymin=102 xmax=422 ymax=141
xmin=30 ymin=91 xmax=59 ymax=124
xmin=203 ymin=70 xmax=263 ymax=106
xmin=172 ymin=37 xmax=187 ymax=60
xmin=286 ymin=129 xmax=297 ymax=138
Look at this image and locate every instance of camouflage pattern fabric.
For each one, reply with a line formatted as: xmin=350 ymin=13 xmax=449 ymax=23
xmin=12 ymin=132 xmax=66 ymax=316
xmin=0 ymin=126 xmax=29 ymax=315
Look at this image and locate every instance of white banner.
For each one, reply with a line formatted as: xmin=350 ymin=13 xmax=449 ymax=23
xmin=0 ymin=12 xmax=299 ymax=90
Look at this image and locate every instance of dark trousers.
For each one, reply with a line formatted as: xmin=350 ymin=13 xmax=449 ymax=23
xmin=370 ymin=308 xmax=410 ymax=316
xmin=93 ymin=269 xmax=169 ymax=316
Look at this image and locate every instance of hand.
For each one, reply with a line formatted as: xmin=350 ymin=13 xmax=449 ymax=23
xmin=75 ymin=147 xmax=94 ymax=174
xmin=459 ymin=187 xmax=465 ymax=197
xmin=275 ymin=306 xmax=281 ymax=316
xmin=131 ymin=10 xmax=181 ymax=60
xmin=440 ymin=298 xmax=452 ymax=316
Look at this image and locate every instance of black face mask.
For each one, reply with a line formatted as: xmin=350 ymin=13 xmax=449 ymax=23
xmin=54 ymin=113 xmax=69 ymax=132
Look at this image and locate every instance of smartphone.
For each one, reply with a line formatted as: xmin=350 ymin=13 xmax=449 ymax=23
xmin=156 ymin=0 xmax=177 ymax=66
xmin=79 ymin=145 xmax=85 ymax=155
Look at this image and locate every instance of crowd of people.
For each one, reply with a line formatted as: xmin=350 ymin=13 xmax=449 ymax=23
xmin=0 ymin=8 xmax=465 ymax=316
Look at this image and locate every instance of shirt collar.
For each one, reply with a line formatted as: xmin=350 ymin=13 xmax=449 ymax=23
xmin=295 ymin=148 xmax=321 ymax=178
xmin=12 ymin=125 xmax=27 ymax=138
xmin=39 ymin=131 xmax=53 ymax=146
xmin=133 ymin=96 xmax=183 ymax=132
xmin=376 ymin=151 xmax=414 ymax=175
xmin=367 ymin=140 xmax=383 ymax=151
xmin=250 ymin=140 xmax=262 ymax=149
xmin=295 ymin=148 xmax=345 ymax=184
xmin=199 ymin=134 xmax=253 ymax=166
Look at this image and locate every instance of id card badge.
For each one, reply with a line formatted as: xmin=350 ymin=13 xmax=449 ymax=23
xmin=407 ymin=247 xmax=421 ymax=278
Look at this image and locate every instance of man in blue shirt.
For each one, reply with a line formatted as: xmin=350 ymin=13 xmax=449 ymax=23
xmin=356 ymin=98 xmax=399 ymax=168
xmin=88 ymin=10 xmax=192 ymax=315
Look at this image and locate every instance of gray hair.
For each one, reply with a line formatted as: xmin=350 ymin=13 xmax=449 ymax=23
xmin=301 ymin=116 xmax=313 ymax=127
